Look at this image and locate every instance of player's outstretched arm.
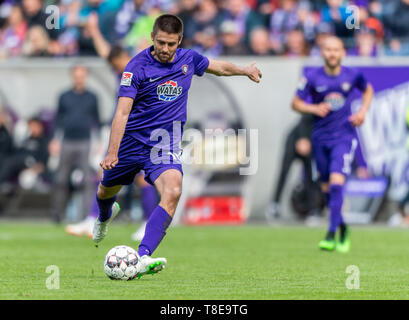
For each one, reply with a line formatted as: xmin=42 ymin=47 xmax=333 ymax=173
xmin=100 ymin=97 xmax=133 ymax=170
xmin=205 ymin=59 xmax=262 ymax=83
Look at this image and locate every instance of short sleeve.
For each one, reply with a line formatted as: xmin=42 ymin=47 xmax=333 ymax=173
xmin=192 ymin=50 xmax=210 ymax=77
xmin=118 ymin=65 xmax=140 ymax=99
xmin=296 ymin=74 xmax=313 ymax=101
xmin=354 ymin=71 xmax=368 ymax=92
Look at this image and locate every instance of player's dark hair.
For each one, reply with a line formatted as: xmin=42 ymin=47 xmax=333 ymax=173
xmin=153 ymin=14 xmax=184 ymax=38
xmin=107 ymin=46 xmax=128 ymax=63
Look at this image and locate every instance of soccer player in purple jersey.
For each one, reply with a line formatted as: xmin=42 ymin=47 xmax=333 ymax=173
xmin=92 ymin=14 xmax=262 ymax=277
xmin=292 ymin=36 xmax=374 ymax=253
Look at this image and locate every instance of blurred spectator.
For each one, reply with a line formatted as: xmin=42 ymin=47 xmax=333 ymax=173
xmin=50 ymin=65 xmax=101 ymax=223
xmin=190 ymin=0 xmax=224 ymax=47
xmin=0 ymin=116 xmax=49 ymax=188
xmin=222 ymin=0 xmax=251 ymax=38
xmin=284 ymin=28 xmax=309 ymax=56
xmin=115 ymin=0 xmax=147 ymax=39
xmin=0 ymin=0 xmax=409 ymax=58
xmin=383 ymin=0 xmax=409 ymax=38
xmin=22 ymin=0 xmax=59 ymax=40
xmin=77 ymin=15 xmax=99 ymax=56
xmin=0 ymin=4 xmax=27 ymax=58
xmin=348 ymin=27 xmax=378 ymax=57
xmin=0 ymin=107 xmax=14 ymax=170
xmin=269 ymin=0 xmax=301 ymax=54
xmin=296 ymin=0 xmax=317 ymax=43
xmin=249 ymin=27 xmax=273 ymax=55
xmin=220 ymin=19 xmax=249 ymax=55
xmin=320 ymin=0 xmax=354 ymax=39
xmin=176 ymin=0 xmax=198 ymax=47
xmin=22 ymin=25 xmax=51 ymax=56
xmin=192 ymin=25 xmax=221 ymax=56
xmin=265 ymin=114 xmax=316 ymax=220
xmin=383 ymin=0 xmax=409 ymax=56
xmin=385 ymin=38 xmax=409 ymax=56
xmin=124 ymin=5 xmax=162 ymax=53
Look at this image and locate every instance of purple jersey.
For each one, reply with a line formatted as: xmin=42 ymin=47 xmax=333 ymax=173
xmin=118 ymin=45 xmax=209 ymax=149
xmin=296 ymin=66 xmax=368 ymax=143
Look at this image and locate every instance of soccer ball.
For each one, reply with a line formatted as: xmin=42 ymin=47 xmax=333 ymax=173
xmin=103 ymin=245 xmax=139 ymax=280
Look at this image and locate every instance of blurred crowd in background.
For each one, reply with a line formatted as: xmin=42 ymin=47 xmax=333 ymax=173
xmin=1 ymin=0 xmax=409 ymax=60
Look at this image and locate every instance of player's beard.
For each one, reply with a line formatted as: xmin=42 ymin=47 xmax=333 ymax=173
xmin=155 ymin=49 xmax=175 ymax=63
xmin=325 ymin=57 xmax=341 ymax=71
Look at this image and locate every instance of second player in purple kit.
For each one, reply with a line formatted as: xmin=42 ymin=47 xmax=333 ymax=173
xmin=293 ymin=36 xmax=374 ymax=252
xmin=92 ymin=14 xmax=262 ymax=277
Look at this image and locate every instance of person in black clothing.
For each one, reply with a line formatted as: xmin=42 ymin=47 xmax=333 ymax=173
xmin=0 ymin=108 xmax=14 ymax=170
xmin=266 ymin=114 xmax=316 ymax=220
xmin=0 ymin=117 xmax=49 ymax=186
xmin=50 ymin=65 xmax=101 ymax=223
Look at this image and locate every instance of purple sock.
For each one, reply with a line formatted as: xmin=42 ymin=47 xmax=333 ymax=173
xmin=328 ymin=184 xmax=344 ymax=233
xmin=138 ymin=205 xmax=172 ymax=257
xmin=141 ymin=185 xmax=158 ymax=221
xmin=96 ymin=195 xmax=117 ymax=222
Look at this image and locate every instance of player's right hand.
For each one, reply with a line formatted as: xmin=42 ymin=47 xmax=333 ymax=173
xmin=313 ymin=102 xmax=331 ymax=117
xmin=100 ymin=154 xmax=118 ymax=170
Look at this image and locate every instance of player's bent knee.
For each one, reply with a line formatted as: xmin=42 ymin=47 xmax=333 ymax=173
xmin=163 ymin=186 xmax=182 ymax=202
xmin=97 ymin=184 xmax=122 ymax=199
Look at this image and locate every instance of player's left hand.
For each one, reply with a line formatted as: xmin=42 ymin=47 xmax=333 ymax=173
xmin=246 ymin=62 xmax=262 ymax=83
xmin=349 ymin=110 xmax=366 ymax=127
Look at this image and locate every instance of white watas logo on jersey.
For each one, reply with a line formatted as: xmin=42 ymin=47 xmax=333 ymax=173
xmin=157 ymin=80 xmax=182 ymax=102
xmin=324 ymin=92 xmax=346 ymax=111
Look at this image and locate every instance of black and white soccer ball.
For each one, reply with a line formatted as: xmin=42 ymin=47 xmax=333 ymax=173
xmin=103 ymin=245 xmax=139 ymax=280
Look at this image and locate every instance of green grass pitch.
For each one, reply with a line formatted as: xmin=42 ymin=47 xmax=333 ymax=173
xmin=1 ymin=222 xmax=409 ymax=299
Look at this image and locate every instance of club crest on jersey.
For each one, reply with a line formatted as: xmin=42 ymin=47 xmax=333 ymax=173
xmin=324 ymin=92 xmax=345 ymax=111
xmin=342 ymin=82 xmax=351 ymax=92
xmin=120 ymin=72 xmax=133 ymax=86
xmin=157 ymin=80 xmax=182 ymax=102
xmin=182 ymin=64 xmax=188 ymax=74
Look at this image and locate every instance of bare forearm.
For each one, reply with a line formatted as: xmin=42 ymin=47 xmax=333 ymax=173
xmin=360 ymin=84 xmax=374 ymax=113
xmin=106 ymin=98 xmax=133 ymax=155
xmin=92 ymin=30 xmax=111 ymax=59
xmin=107 ymin=113 xmax=128 ymax=155
xmin=292 ymin=97 xmax=316 ymax=115
xmin=214 ymin=61 xmax=248 ymax=77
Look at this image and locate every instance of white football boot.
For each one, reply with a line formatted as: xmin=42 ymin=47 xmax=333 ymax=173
xmin=136 ymin=254 xmax=167 ymax=279
xmin=65 ymin=216 xmax=96 ymax=238
xmin=131 ymin=221 xmax=147 ymax=241
xmin=92 ymin=202 xmax=120 ymax=244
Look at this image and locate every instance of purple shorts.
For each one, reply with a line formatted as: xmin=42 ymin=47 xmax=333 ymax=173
xmin=101 ymin=134 xmax=183 ymax=187
xmin=313 ymin=138 xmax=358 ymax=182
